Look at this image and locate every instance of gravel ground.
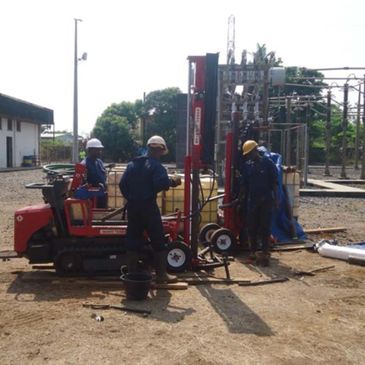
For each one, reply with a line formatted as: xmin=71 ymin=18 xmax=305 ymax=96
xmin=0 ymin=168 xmax=364 ymax=365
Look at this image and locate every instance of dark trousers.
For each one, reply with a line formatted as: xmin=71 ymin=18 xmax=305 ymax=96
xmin=247 ymin=199 xmax=273 ymax=253
xmin=126 ymin=202 xmax=165 ymax=252
xmin=96 ymin=194 xmax=108 ymax=209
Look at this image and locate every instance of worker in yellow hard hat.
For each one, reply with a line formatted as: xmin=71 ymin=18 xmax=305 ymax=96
xmin=240 ymin=140 xmax=279 ymax=266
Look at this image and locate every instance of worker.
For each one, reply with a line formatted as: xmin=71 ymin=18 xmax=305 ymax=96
xmin=81 ymin=138 xmax=107 ymax=208
xmin=79 ymin=149 xmax=86 ymax=161
xmin=120 ymin=135 xmax=182 ymax=283
xmin=240 ymin=140 xmax=279 ymax=266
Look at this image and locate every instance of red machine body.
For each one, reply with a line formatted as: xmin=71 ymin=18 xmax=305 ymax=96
xmin=188 ymin=56 xmax=207 ymax=170
xmin=10 ymin=174 xmax=185 ymax=274
xmin=14 ymin=204 xmax=53 ymax=254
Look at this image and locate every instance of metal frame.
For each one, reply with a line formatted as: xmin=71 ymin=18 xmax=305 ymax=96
xmin=267 ymin=123 xmax=308 ymax=185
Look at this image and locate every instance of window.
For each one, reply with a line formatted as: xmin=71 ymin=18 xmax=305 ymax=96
xmin=16 ymin=120 xmax=21 ymax=132
xmin=7 ymin=119 xmax=12 ymax=131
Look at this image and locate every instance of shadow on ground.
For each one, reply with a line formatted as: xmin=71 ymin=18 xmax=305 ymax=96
xmin=197 ymin=284 xmax=274 ymax=336
xmin=7 ymin=270 xmax=196 ymax=324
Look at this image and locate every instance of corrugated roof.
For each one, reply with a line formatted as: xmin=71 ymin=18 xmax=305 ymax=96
xmin=0 ymin=93 xmax=54 ymax=124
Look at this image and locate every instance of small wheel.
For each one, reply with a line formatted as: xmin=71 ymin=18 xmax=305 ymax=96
xmin=198 ymin=223 xmax=221 ymax=244
xmin=55 ymin=252 xmax=83 ymax=275
xmin=166 ymin=241 xmax=191 ymax=273
xmin=210 ymin=228 xmax=236 ymax=253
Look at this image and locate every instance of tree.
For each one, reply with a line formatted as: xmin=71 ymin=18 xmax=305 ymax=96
xmin=100 ymin=101 xmax=141 ymax=128
xmin=92 ymin=115 xmax=136 ymax=162
xmin=143 ymin=87 xmax=181 ymax=161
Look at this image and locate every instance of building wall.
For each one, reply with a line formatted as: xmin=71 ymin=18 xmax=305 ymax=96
xmin=0 ymin=117 xmax=40 ymax=168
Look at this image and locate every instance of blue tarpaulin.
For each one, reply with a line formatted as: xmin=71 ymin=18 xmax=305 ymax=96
xmin=259 ymin=148 xmax=306 ymax=243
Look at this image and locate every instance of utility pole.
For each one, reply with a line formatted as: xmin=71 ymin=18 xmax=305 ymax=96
xmin=285 ymin=97 xmax=291 ymax=166
xmin=72 ymin=18 xmax=82 ymax=163
xmin=340 ymin=83 xmax=349 ymax=178
xmin=227 ymin=15 xmax=235 ymax=65
xmin=354 ymin=84 xmax=361 ymax=169
xmin=361 ymin=76 xmax=365 ymax=179
xmin=324 ymin=90 xmax=332 ymax=176
xmin=261 ymin=64 xmax=269 ymax=144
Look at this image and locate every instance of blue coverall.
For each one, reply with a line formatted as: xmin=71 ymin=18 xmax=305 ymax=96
xmin=119 ymin=155 xmax=172 ymax=252
xmin=81 ymin=157 xmax=107 ymax=208
xmin=241 ymin=156 xmax=278 ymax=252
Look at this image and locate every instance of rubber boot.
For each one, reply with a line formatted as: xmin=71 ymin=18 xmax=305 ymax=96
xmin=126 ymin=251 xmax=139 ymax=273
xmin=154 ymin=251 xmax=178 ymax=284
xmin=261 ymin=237 xmax=271 ymax=267
xmin=248 ymin=237 xmax=258 ymax=263
xmin=256 ymin=251 xmax=270 ymax=267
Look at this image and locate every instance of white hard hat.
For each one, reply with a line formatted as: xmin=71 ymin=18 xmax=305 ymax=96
xmin=86 ymin=138 xmax=104 ymax=149
xmin=147 ymin=135 xmax=168 ymax=155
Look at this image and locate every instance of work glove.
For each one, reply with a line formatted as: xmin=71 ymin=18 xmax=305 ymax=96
xmin=170 ymin=175 xmax=182 ymax=187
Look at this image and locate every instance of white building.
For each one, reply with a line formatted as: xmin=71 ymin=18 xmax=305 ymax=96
xmin=0 ymin=93 xmax=53 ymax=168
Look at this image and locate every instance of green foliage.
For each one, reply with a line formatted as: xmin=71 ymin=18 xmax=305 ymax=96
xmin=143 ymin=87 xmax=181 ymax=161
xmin=92 ymin=116 xmax=136 ymax=162
xmin=307 ymin=107 xmax=357 ymax=163
xmin=40 ymin=139 xmax=71 ymax=162
xmin=92 ymin=87 xmax=181 ymax=162
xmin=100 ymin=101 xmax=141 ymax=127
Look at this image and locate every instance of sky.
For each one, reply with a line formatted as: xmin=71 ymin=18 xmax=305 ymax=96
xmin=1 ymin=0 xmax=364 ymax=135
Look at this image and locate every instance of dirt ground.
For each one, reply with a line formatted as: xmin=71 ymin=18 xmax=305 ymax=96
xmin=0 ymin=168 xmax=364 ymax=365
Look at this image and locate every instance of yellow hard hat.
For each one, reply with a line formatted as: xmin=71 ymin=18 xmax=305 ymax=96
xmin=242 ymin=140 xmax=258 ymax=155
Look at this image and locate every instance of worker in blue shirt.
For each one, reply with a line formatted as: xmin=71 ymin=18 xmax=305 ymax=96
xmin=120 ymin=135 xmax=181 ymax=283
xmin=81 ymin=138 xmax=107 ymax=208
xmin=240 ymin=140 xmax=279 ymax=266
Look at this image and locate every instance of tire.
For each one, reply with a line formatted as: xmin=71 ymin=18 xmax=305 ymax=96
xmin=166 ymin=241 xmax=191 ymax=273
xmin=210 ymin=228 xmax=236 ymax=253
xmin=55 ymin=252 xmax=83 ymax=275
xmin=198 ymin=223 xmax=221 ymax=244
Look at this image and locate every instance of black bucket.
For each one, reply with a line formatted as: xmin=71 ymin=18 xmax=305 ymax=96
xmin=121 ymin=272 xmax=152 ymax=300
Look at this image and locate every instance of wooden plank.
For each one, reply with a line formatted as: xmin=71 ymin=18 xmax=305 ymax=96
xmin=183 ymin=278 xmax=251 ymax=285
xmin=238 ymin=277 xmax=289 ymax=286
xmin=152 ymin=282 xmax=188 ymax=290
xmin=0 ymin=250 xmax=19 ymax=259
xmin=293 ymin=265 xmax=335 ymax=276
xmin=272 ymin=242 xmax=314 ymax=251
xmin=309 ymin=265 xmax=335 ymax=273
xmin=32 ymin=265 xmax=55 ymax=270
xmin=304 ymin=227 xmax=346 ymax=234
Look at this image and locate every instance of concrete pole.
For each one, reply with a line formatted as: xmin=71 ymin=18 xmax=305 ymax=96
xmin=340 ymin=83 xmax=349 ymax=178
xmin=324 ymin=90 xmax=332 ymax=176
xmin=285 ymin=97 xmax=291 ymax=166
xmin=72 ymin=19 xmax=82 ymax=163
xmin=361 ymin=76 xmax=365 ymax=179
xmin=354 ymin=84 xmax=361 ymax=170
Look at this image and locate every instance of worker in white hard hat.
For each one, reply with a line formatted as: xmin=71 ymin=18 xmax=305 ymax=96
xmin=120 ymin=135 xmax=182 ymax=283
xmin=81 ymin=138 xmax=107 ymax=208
xmin=240 ymin=140 xmax=279 ymax=266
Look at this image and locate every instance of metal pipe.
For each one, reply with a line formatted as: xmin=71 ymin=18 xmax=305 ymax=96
xmin=303 ymin=67 xmax=365 ymax=71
